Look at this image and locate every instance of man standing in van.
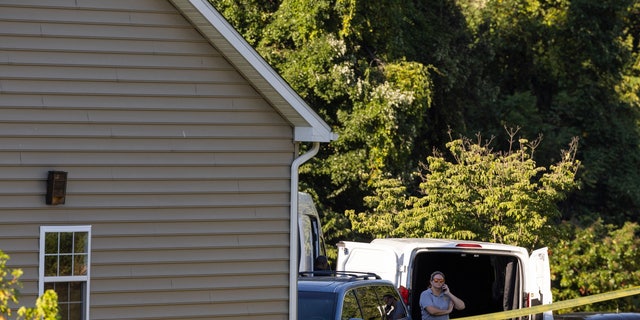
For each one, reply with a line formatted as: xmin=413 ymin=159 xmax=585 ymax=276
xmin=420 ymin=271 xmax=465 ymax=320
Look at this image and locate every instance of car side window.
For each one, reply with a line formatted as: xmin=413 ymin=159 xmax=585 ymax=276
xmin=375 ymin=285 xmax=409 ymax=320
xmin=342 ymin=289 xmax=362 ymax=320
xmin=356 ymin=286 xmax=385 ymax=320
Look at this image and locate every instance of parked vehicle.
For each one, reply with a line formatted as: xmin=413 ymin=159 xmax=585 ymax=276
xmin=298 ymin=192 xmax=327 ymax=272
xmin=337 ymin=238 xmax=552 ymax=320
xmin=298 ymin=271 xmax=410 ymax=320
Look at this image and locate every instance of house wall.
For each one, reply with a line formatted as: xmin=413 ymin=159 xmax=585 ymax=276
xmin=0 ymin=1 xmax=294 ymax=319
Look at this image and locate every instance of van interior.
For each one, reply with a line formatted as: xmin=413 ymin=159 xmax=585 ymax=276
xmin=409 ymin=251 xmax=522 ymax=320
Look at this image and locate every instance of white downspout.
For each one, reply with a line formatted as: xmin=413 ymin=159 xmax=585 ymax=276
xmin=289 ymin=141 xmax=320 ymax=320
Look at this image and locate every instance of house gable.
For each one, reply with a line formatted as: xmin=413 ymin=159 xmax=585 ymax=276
xmin=170 ymin=0 xmax=337 ymax=143
xmin=0 ymin=1 xmax=332 ymax=319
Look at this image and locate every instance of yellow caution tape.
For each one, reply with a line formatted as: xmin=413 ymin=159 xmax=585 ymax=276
xmin=455 ymin=286 xmax=640 ymax=320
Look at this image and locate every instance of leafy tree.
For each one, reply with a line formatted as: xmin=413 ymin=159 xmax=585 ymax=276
xmin=346 ymin=177 xmax=409 ymax=240
xmin=468 ymin=0 xmax=640 ymax=224
xmin=351 ymin=130 xmax=580 ymax=250
xmin=208 ymin=0 xmax=278 ymax=46
xmin=330 ymin=61 xmax=432 ymax=195
xmin=1 ymin=250 xmax=59 ymax=320
xmin=551 ymin=221 xmax=640 ymax=312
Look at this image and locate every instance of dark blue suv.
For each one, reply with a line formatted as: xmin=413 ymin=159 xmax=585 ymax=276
xmin=298 ymin=271 xmax=410 ymax=320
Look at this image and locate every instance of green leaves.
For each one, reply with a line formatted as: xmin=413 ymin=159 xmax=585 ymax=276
xmin=351 ymin=130 xmax=580 ymax=250
xmin=471 ymin=0 xmax=640 ymax=223
xmin=334 ymin=61 xmax=432 ymax=184
xmin=17 ymin=290 xmax=59 ymax=320
xmin=0 ymin=250 xmax=21 ymax=317
xmin=1 ymin=250 xmax=59 ymax=320
xmin=551 ymin=221 xmax=640 ymax=312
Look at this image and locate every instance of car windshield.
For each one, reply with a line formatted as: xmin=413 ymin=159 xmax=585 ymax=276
xmin=298 ymin=291 xmax=337 ymax=320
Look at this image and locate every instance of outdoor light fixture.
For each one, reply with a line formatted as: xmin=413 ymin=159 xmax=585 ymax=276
xmin=46 ymin=171 xmax=67 ymax=205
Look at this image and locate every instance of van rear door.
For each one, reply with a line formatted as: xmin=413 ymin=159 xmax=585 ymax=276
xmin=529 ymin=247 xmax=553 ymax=320
xmin=336 ymin=241 xmax=400 ymax=285
xmin=298 ymin=192 xmax=326 ymax=272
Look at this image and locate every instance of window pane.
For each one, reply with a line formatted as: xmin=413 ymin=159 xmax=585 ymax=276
xmin=74 ymin=232 xmax=88 ymax=254
xmin=74 ymin=254 xmax=87 ymax=276
xmin=59 ymin=233 xmax=73 ymax=253
xmin=68 ymin=302 xmax=83 ymax=320
xmin=59 ymin=255 xmax=73 ymax=276
xmin=376 ymin=286 xmax=408 ymax=320
xmin=356 ymin=287 xmax=384 ymax=320
xmin=45 ymin=233 xmax=59 ymax=254
xmin=45 ymin=255 xmax=58 ymax=276
xmin=298 ymin=291 xmax=336 ymax=319
xmin=59 ymin=304 xmax=69 ymax=320
xmin=56 ymin=282 xmax=69 ymax=302
xmin=342 ymin=289 xmax=361 ymax=320
xmin=69 ymin=281 xmax=83 ymax=301
xmin=299 ymin=215 xmax=313 ymax=265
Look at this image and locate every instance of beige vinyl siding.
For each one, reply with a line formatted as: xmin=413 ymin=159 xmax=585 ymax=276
xmin=0 ymin=1 xmax=294 ymax=319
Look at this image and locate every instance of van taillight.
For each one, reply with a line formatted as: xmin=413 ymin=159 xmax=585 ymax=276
xmin=455 ymin=243 xmax=482 ymax=248
xmin=399 ymin=286 xmax=409 ymax=305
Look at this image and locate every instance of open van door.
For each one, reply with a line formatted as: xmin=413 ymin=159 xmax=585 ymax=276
xmin=298 ymin=192 xmax=326 ymax=272
xmin=529 ymin=247 xmax=553 ymax=320
xmin=337 ymin=241 xmax=400 ymax=286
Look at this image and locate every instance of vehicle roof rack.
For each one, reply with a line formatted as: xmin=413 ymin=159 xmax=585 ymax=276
xmin=298 ymin=270 xmax=381 ymax=280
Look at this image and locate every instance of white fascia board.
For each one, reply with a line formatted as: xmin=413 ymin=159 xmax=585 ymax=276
xmin=172 ymin=0 xmax=337 ymax=142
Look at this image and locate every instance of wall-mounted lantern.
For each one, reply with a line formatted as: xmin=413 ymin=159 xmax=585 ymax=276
xmin=46 ymin=171 xmax=67 ymax=205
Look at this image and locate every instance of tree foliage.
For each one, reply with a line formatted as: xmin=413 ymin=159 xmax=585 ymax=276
xmin=551 ymin=221 xmax=640 ymax=312
xmin=208 ymin=0 xmax=278 ymax=45
xmin=468 ymin=0 xmax=640 ymax=224
xmin=1 ymin=250 xmax=59 ymax=320
xmin=350 ymin=129 xmax=580 ymax=250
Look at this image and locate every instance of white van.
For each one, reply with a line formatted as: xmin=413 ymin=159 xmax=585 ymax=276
xmin=337 ymin=238 xmax=552 ymax=320
xmin=298 ymin=192 xmax=326 ymax=272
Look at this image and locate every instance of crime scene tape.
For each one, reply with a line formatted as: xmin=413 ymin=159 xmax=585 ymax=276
xmin=454 ymin=286 xmax=640 ymax=320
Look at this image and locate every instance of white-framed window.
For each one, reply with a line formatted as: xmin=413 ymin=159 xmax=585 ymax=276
xmin=39 ymin=226 xmax=91 ymax=320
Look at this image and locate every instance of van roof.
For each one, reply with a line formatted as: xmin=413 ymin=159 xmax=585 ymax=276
xmin=368 ymin=238 xmax=529 ymax=254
